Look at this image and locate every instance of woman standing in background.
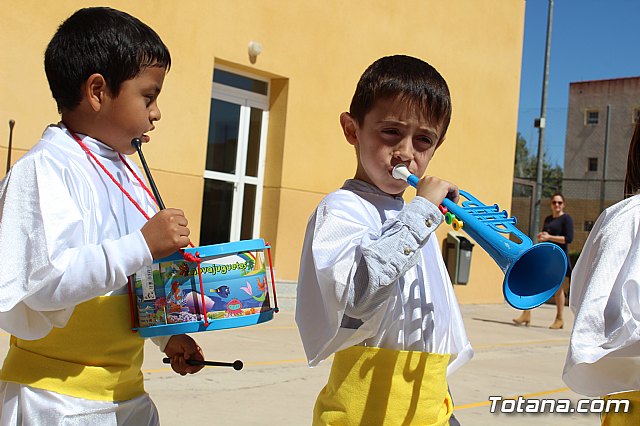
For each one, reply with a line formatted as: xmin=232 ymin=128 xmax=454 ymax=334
xmin=513 ymin=192 xmax=574 ymax=329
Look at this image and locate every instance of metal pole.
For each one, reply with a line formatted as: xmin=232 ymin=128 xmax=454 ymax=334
xmin=530 ymin=0 xmax=554 ymax=239
xmin=599 ymin=104 xmax=611 ymax=212
xmin=6 ymin=119 xmax=15 ymax=174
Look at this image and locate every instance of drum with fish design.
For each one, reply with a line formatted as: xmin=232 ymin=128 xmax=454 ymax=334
xmin=129 ymin=238 xmax=277 ymax=337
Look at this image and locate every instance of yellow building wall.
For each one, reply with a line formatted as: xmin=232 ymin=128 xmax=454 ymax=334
xmin=0 ymin=0 xmax=525 ymax=304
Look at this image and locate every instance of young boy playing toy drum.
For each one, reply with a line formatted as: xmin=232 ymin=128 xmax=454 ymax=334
xmin=0 ymin=7 xmax=205 ymax=424
xmin=296 ymin=55 xmax=472 ymax=425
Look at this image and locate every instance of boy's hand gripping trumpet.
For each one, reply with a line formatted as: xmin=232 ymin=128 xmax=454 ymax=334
xmin=392 ymin=165 xmax=567 ymax=310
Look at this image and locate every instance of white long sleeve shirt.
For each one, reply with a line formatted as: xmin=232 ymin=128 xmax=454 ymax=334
xmin=296 ymin=179 xmax=472 ymax=375
xmin=0 ymin=124 xmax=157 ymax=339
xmin=563 ymin=194 xmax=640 ymax=397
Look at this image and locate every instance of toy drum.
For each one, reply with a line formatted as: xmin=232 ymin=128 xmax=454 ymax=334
xmin=128 ymin=239 xmax=277 ymax=338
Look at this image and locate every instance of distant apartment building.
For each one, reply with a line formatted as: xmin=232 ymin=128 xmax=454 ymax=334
xmin=563 ymin=76 xmax=640 ymax=251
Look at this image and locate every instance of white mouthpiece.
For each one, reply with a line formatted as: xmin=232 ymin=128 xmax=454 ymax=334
xmin=392 ymin=164 xmax=411 ymax=181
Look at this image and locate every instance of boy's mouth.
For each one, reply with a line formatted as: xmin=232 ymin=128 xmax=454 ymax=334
xmin=389 ymin=165 xmax=412 ymax=176
xmin=140 ymin=134 xmax=151 ymax=143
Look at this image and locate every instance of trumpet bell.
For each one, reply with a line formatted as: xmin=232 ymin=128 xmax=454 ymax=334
xmin=504 ymin=242 xmax=567 ymax=310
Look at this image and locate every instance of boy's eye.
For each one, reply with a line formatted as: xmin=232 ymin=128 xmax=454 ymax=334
xmin=381 ymin=128 xmax=400 ymax=136
xmin=413 ymin=137 xmax=436 ymax=151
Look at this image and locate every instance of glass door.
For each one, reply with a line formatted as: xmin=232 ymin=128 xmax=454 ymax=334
xmin=200 ymin=68 xmax=269 ymax=245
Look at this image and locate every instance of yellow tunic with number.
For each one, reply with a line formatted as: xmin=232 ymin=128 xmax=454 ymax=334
xmin=296 ymin=180 xmax=473 ymax=425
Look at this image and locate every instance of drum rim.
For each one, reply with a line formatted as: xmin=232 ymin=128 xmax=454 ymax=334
xmin=135 ymin=308 xmax=275 ymax=337
xmin=156 ymin=238 xmax=267 ymax=263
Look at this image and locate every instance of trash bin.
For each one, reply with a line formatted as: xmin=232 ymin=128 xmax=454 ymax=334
xmin=445 ymin=231 xmax=475 ymax=285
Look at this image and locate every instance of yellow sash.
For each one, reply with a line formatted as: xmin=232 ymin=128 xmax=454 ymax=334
xmin=313 ymin=346 xmax=452 ymax=426
xmin=602 ymin=391 xmax=640 ymax=426
xmin=0 ymin=295 xmax=145 ymax=402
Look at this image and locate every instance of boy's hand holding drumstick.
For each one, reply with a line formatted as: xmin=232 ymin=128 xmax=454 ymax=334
xmin=141 ymin=209 xmax=191 ymax=259
xmin=163 ymin=334 xmax=205 ymax=376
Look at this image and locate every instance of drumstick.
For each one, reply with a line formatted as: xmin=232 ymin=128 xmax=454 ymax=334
xmin=162 ymin=357 xmax=244 ymax=370
xmin=130 ymin=138 xmax=206 ymax=321
xmin=131 ymin=138 xmax=165 ymax=209
xmin=130 ymin=137 xmax=195 ymax=248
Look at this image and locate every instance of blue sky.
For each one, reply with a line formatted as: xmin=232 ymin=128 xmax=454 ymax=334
xmin=518 ymin=0 xmax=640 ymax=167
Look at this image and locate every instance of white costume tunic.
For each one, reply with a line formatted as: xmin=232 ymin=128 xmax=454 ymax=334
xmin=0 ymin=124 xmax=167 ymax=424
xmin=563 ymin=194 xmax=640 ymax=397
xmin=296 ymin=179 xmax=472 ymax=372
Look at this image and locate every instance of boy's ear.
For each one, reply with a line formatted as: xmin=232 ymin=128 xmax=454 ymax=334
xmin=340 ymin=112 xmax=359 ymax=146
xmin=84 ymin=73 xmax=109 ymax=112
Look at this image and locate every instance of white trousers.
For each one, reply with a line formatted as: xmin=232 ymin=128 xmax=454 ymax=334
xmin=0 ymin=382 xmax=159 ymax=426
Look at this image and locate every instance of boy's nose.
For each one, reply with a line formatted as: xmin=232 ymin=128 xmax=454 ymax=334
xmin=393 ymin=137 xmax=413 ymax=161
xmin=150 ymin=105 xmax=161 ymax=122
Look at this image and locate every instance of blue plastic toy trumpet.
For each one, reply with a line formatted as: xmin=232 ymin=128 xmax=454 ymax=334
xmin=392 ymin=165 xmax=567 ymax=310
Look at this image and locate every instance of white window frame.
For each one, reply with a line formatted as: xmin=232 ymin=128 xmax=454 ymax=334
xmin=205 ymin=66 xmax=269 ymax=241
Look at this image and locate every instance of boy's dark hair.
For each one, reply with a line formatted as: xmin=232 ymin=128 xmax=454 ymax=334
xmin=551 ymin=192 xmax=565 ymax=202
xmin=45 ymin=7 xmax=171 ymax=112
xmin=349 ymin=55 xmax=452 ymax=139
xmin=624 ymin=122 xmax=640 ymax=198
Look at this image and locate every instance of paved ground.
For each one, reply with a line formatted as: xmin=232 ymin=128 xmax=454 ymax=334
xmin=0 ymin=283 xmax=605 ymax=425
